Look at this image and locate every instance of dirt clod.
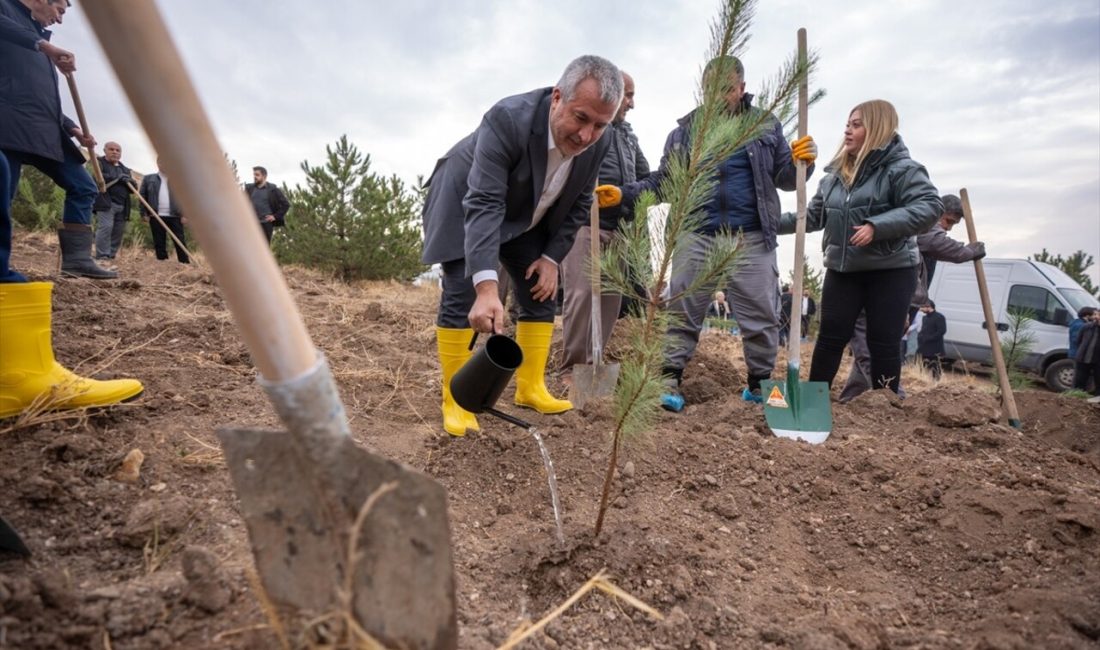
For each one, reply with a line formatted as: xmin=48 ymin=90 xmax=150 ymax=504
xmin=119 ymin=495 xmax=194 ymax=548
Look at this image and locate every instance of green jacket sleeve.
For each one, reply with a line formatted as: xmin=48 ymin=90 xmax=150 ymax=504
xmin=864 ymin=164 xmax=942 ymax=241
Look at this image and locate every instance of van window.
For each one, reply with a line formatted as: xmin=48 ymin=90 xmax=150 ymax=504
xmin=1059 ymin=287 xmax=1100 ymax=313
xmin=1007 ymin=285 xmax=1063 ymax=324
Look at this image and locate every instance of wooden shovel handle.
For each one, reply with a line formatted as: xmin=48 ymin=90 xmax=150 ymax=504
xmin=81 ymin=2 xmax=315 ymax=382
xmin=64 ymin=72 xmax=106 ymax=193
xmin=787 ymin=28 xmax=809 ymax=359
xmin=589 ymin=182 xmax=603 ymax=362
xmin=960 ymin=189 xmax=1021 ymax=427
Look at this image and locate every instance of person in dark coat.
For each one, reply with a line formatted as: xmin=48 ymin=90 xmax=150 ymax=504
xmin=0 ymin=0 xmax=116 ymax=279
xmin=1068 ymin=306 xmax=1094 ymax=361
xmin=800 ymin=289 xmax=817 ymax=339
xmin=421 ymin=55 xmax=622 ymax=436
xmin=559 ymin=71 xmax=650 ymax=380
xmin=778 ymin=284 xmax=793 ymax=346
xmin=244 ymin=166 xmax=290 ymax=245
xmin=139 ymin=158 xmax=188 ymax=263
xmin=916 ymin=301 xmax=947 ymax=380
xmin=779 ymin=99 xmax=942 ymax=394
xmin=1073 ymin=309 xmax=1100 ymax=396
xmin=93 ymin=141 xmax=133 ymax=260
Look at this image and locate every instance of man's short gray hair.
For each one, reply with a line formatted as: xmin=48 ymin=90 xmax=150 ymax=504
xmin=557 ymin=55 xmax=624 ymax=105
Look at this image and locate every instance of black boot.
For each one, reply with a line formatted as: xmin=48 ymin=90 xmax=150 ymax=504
xmin=58 ymin=226 xmax=118 ymax=279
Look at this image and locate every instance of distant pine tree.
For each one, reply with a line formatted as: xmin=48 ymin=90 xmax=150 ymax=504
xmin=1030 ymin=248 xmax=1099 ymax=298
xmin=274 ymin=135 xmax=425 ymax=281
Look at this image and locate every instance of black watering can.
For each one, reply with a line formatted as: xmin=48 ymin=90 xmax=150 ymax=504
xmin=450 ymin=332 xmax=532 ymax=429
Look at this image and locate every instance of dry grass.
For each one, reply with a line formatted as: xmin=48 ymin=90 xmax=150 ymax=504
xmin=497 ymin=568 xmax=663 ymax=650
xmin=178 ymin=432 xmax=224 ymax=468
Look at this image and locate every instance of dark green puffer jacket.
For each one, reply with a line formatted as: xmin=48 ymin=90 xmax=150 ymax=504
xmin=779 ymin=134 xmax=942 ymax=272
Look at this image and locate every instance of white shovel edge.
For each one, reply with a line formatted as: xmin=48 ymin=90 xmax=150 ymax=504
xmin=771 ymin=428 xmax=830 ymax=445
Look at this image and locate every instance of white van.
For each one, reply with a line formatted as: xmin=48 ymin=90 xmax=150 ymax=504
xmin=927 ymin=258 xmax=1099 ymax=390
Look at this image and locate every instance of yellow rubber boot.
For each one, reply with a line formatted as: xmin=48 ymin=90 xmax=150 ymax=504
xmin=0 ymin=282 xmax=144 ymax=419
xmin=514 ymin=321 xmax=572 ymax=414
xmin=436 ymin=327 xmax=480 ymax=437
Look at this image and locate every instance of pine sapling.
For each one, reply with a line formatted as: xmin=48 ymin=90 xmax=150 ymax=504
xmin=593 ymin=0 xmax=818 ymax=536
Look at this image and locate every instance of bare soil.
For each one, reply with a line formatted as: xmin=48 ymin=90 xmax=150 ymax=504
xmin=2 ymin=230 xmax=1098 ymax=650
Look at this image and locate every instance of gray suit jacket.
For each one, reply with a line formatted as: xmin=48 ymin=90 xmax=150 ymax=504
xmin=420 ymin=87 xmax=611 ymax=277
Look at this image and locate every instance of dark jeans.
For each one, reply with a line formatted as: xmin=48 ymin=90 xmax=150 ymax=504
xmin=0 ymin=151 xmax=24 ymax=282
xmin=1073 ymin=362 xmax=1100 ymax=395
xmin=4 ymin=148 xmax=96 ymax=226
xmin=436 ymin=227 xmax=555 ymax=328
xmin=261 ymin=220 xmax=275 ymax=244
xmin=810 ymin=266 xmax=917 ymax=393
xmin=2 ymin=147 xmax=97 ymax=282
xmin=150 ymin=216 xmax=189 ymax=263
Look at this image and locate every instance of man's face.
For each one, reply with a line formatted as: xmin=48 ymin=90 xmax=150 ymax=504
xmin=548 ymin=78 xmax=619 ymax=158
xmin=104 ymin=142 xmax=122 ymax=163
xmin=921 ymin=304 xmax=933 ymax=314
xmin=614 ymin=73 xmax=635 ymax=124
xmin=253 ymin=170 xmax=266 ymax=185
xmin=30 ymin=0 xmax=66 ymax=26
xmin=722 ymin=73 xmax=746 ymax=113
xmin=939 ymin=213 xmax=962 ymax=231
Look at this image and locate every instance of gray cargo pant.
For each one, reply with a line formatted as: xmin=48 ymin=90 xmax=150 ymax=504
xmin=560 ymin=225 xmax=622 ymax=370
xmin=94 ymin=201 xmax=127 ymax=259
xmin=840 ymin=310 xmax=912 ymax=402
xmin=665 ymin=231 xmax=779 ymax=380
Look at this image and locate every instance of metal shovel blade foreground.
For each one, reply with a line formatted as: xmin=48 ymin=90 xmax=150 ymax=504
xmin=218 ymin=428 xmax=457 ymax=650
xmin=761 ymin=372 xmax=832 ymax=445
xmin=571 ymin=362 xmax=620 ymax=409
xmin=569 ymin=191 xmax=620 ymax=409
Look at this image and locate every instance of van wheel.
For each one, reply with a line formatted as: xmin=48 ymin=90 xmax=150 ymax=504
xmin=1044 ymin=358 xmax=1076 ymax=392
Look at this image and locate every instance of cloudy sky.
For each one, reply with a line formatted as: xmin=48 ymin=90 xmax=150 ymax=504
xmin=55 ymin=0 xmax=1100 ymax=285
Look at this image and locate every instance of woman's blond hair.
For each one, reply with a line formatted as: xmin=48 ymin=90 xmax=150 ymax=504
xmin=830 ymin=99 xmax=899 ymax=187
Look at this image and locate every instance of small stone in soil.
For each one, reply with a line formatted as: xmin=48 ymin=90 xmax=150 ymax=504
xmin=622 ymin=461 xmax=636 ymax=478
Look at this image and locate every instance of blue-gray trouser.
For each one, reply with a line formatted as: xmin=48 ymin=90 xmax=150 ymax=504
xmin=664 ymin=230 xmax=779 ymax=380
xmin=94 ymin=201 xmax=127 ymax=258
xmin=839 ymin=312 xmax=872 ymax=402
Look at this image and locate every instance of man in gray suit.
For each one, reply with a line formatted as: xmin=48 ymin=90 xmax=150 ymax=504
xmin=422 ymin=55 xmax=623 ymax=437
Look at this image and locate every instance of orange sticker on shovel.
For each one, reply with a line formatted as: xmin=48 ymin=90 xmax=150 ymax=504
xmin=767 ymin=385 xmax=788 ymax=408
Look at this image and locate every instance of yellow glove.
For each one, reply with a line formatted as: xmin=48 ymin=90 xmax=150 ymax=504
xmin=594 ymin=184 xmax=622 ymax=208
xmin=790 ymin=135 xmax=817 ymax=164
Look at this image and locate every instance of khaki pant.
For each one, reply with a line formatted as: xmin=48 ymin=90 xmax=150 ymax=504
xmin=560 ymin=226 xmax=622 ymax=371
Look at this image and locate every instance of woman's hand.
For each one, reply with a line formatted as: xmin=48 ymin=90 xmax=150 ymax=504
xmin=849 ymin=223 xmax=875 ymax=247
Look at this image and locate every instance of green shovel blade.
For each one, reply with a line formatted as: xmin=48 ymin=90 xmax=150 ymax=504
xmin=761 ymin=366 xmax=832 ymax=444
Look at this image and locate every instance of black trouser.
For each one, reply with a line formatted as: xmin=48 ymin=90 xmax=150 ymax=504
xmin=261 ymin=221 xmax=275 ymax=244
xmin=810 ymin=266 xmax=917 ymax=393
xmin=1073 ymin=362 xmax=1100 ymax=395
xmin=150 ymin=216 xmax=189 ymax=263
xmin=436 ymin=227 xmax=556 ymax=328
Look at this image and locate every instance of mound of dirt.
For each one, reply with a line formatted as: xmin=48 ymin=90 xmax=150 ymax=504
xmin=2 ymin=230 xmax=1098 ymax=649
